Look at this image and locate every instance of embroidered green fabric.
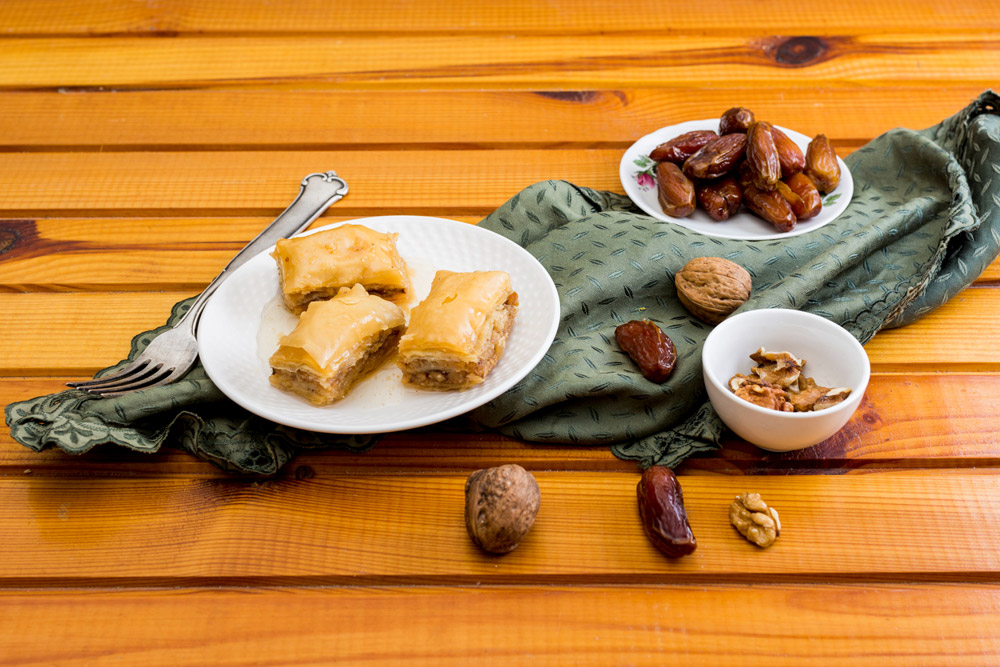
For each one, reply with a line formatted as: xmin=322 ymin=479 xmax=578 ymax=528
xmin=7 ymin=91 xmax=999 ymax=474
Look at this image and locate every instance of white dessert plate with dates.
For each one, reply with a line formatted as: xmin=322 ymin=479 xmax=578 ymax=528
xmin=620 ymin=119 xmax=853 ymax=240
xmin=197 ymin=216 xmax=560 ymax=434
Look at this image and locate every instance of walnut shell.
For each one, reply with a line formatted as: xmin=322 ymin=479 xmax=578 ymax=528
xmin=464 ymin=464 xmax=540 ymax=554
xmin=674 ymin=257 xmax=752 ymax=325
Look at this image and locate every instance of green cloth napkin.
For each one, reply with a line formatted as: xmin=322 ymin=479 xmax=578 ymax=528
xmin=6 ymin=299 xmax=379 ymax=474
xmin=7 ymin=91 xmax=1000 ymax=474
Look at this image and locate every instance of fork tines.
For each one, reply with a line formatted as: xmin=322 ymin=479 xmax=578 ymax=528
xmin=67 ymin=361 xmax=170 ymax=397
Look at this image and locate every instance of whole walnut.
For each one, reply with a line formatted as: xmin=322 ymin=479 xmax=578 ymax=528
xmin=674 ymin=257 xmax=753 ymax=325
xmin=464 ymin=464 xmax=540 ymax=554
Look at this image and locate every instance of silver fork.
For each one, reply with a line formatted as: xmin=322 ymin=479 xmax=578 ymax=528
xmin=67 ymin=171 xmax=349 ymax=397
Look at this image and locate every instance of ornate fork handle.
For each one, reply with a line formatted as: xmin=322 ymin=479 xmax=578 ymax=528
xmin=179 ymin=171 xmax=349 ymax=334
xmin=67 ymin=171 xmax=348 ymax=396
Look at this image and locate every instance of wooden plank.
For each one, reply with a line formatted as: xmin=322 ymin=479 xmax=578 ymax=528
xmin=5 ymin=373 xmax=1000 ymax=476
xmin=0 ymin=35 xmax=996 ymax=91
xmin=1 ymin=0 xmax=998 ymax=35
xmin=3 ymin=214 xmax=997 ymax=293
xmin=3 ymin=287 xmax=1000 ymax=375
xmin=0 ymin=292 xmax=189 ymax=375
xmin=692 ymin=372 xmax=1000 ymax=473
xmin=2 ymin=584 xmax=1000 ymax=665
xmin=979 ymin=260 xmax=1000 ymax=283
xmin=1 ymin=471 xmax=999 ymax=583
xmin=0 ymin=149 xmax=625 ymax=216
xmin=0 ymin=216 xmax=482 ymax=292
xmin=863 ymin=290 xmax=1000 ymax=371
xmin=0 ymin=88 xmax=985 ymax=150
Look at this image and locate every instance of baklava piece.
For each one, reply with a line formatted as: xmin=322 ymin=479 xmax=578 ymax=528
xmin=272 ymin=223 xmax=410 ymax=314
xmin=269 ymin=284 xmax=405 ymax=405
xmin=397 ymin=270 xmax=518 ymax=391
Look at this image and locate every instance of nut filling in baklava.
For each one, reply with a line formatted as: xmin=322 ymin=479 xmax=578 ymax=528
xmin=397 ymin=270 xmax=518 ymax=391
xmin=272 ymin=223 xmax=410 ymax=315
xmin=269 ymin=284 xmax=406 ymax=405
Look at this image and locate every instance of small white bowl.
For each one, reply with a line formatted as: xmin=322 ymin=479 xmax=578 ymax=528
xmin=702 ymin=308 xmax=870 ymax=452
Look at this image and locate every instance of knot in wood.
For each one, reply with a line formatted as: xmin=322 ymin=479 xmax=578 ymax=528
xmin=0 ymin=223 xmax=26 ymax=256
xmin=774 ymin=36 xmax=827 ymax=66
xmin=534 ymin=90 xmax=601 ymax=104
xmin=0 ymin=230 xmax=16 ymax=255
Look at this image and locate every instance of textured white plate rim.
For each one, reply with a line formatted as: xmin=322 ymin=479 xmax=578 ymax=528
xmin=619 ymin=119 xmax=854 ymax=240
xmin=197 ymin=215 xmax=560 ymax=434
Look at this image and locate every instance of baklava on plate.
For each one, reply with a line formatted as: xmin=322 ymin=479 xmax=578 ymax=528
xmin=398 ymin=270 xmax=518 ymax=391
xmin=272 ymin=223 xmax=410 ymax=314
xmin=269 ymin=284 xmax=406 ymax=405
xmin=198 ymin=215 xmax=559 ymax=434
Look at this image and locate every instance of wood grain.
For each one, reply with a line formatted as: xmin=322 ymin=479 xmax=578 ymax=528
xmin=3 ymin=0 xmax=999 ymax=35
xmin=0 ymin=149 xmax=625 ymax=216
xmin=3 ymin=215 xmax=996 ymax=292
xmin=0 ymin=35 xmax=997 ymax=91
xmin=2 ymin=584 xmax=999 ymax=666
xmin=0 ymin=292 xmax=187 ymax=374
xmin=0 ymin=216 xmax=482 ymax=292
xmin=863 ymin=290 xmax=1000 ymax=371
xmin=1 ymin=471 xmax=999 ymax=584
xmin=0 ymin=88 xmax=985 ymax=150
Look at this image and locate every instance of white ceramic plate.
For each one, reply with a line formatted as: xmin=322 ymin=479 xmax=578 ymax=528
xmin=197 ymin=216 xmax=560 ymax=434
xmin=620 ymin=119 xmax=853 ymax=240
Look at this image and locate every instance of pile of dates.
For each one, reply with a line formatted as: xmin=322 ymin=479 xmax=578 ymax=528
xmin=650 ymin=107 xmax=841 ymax=233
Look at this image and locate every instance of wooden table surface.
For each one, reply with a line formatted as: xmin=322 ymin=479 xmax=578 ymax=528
xmin=3 ymin=1 xmax=1000 ymax=664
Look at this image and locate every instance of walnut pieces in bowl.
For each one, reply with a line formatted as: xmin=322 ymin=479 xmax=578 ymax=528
xmin=701 ymin=309 xmax=870 ymax=452
xmin=730 ymin=348 xmax=853 ymax=413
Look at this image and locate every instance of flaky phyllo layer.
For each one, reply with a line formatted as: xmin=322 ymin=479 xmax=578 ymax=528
xmin=397 ymin=270 xmax=518 ymax=391
xmin=272 ymin=224 xmax=410 ymax=315
xmin=269 ymin=284 xmax=406 ymax=405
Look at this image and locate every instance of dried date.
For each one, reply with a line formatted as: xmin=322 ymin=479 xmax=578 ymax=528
xmin=784 ymin=172 xmax=822 ymax=220
xmin=696 ymin=176 xmax=742 ymax=222
xmin=743 ymin=183 xmax=797 ymax=233
xmin=736 ymin=160 xmax=755 ymax=189
xmin=745 ymin=121 xmax=781 ymax=190
xmin=719 ymin=107 xmax=755 ymax=135
xmin=805 ymin=134 xmax=841 ymax=193
xmin=775 ymin=181 xmax=808 ymax=220
xmin=656 ymin=162 xmax=696 ymax=218
xmin=615 ymin=319 xmax=677 ymax=383
xmin=649 ymin=130 xmax=718 ymax=164
xmin=683 ymin=133 xmax=747 ymax=180
xmin=637 ymin=466 xmax=697 ymax=557
xmin=771 ymin=127 xmax=806 ymax=179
